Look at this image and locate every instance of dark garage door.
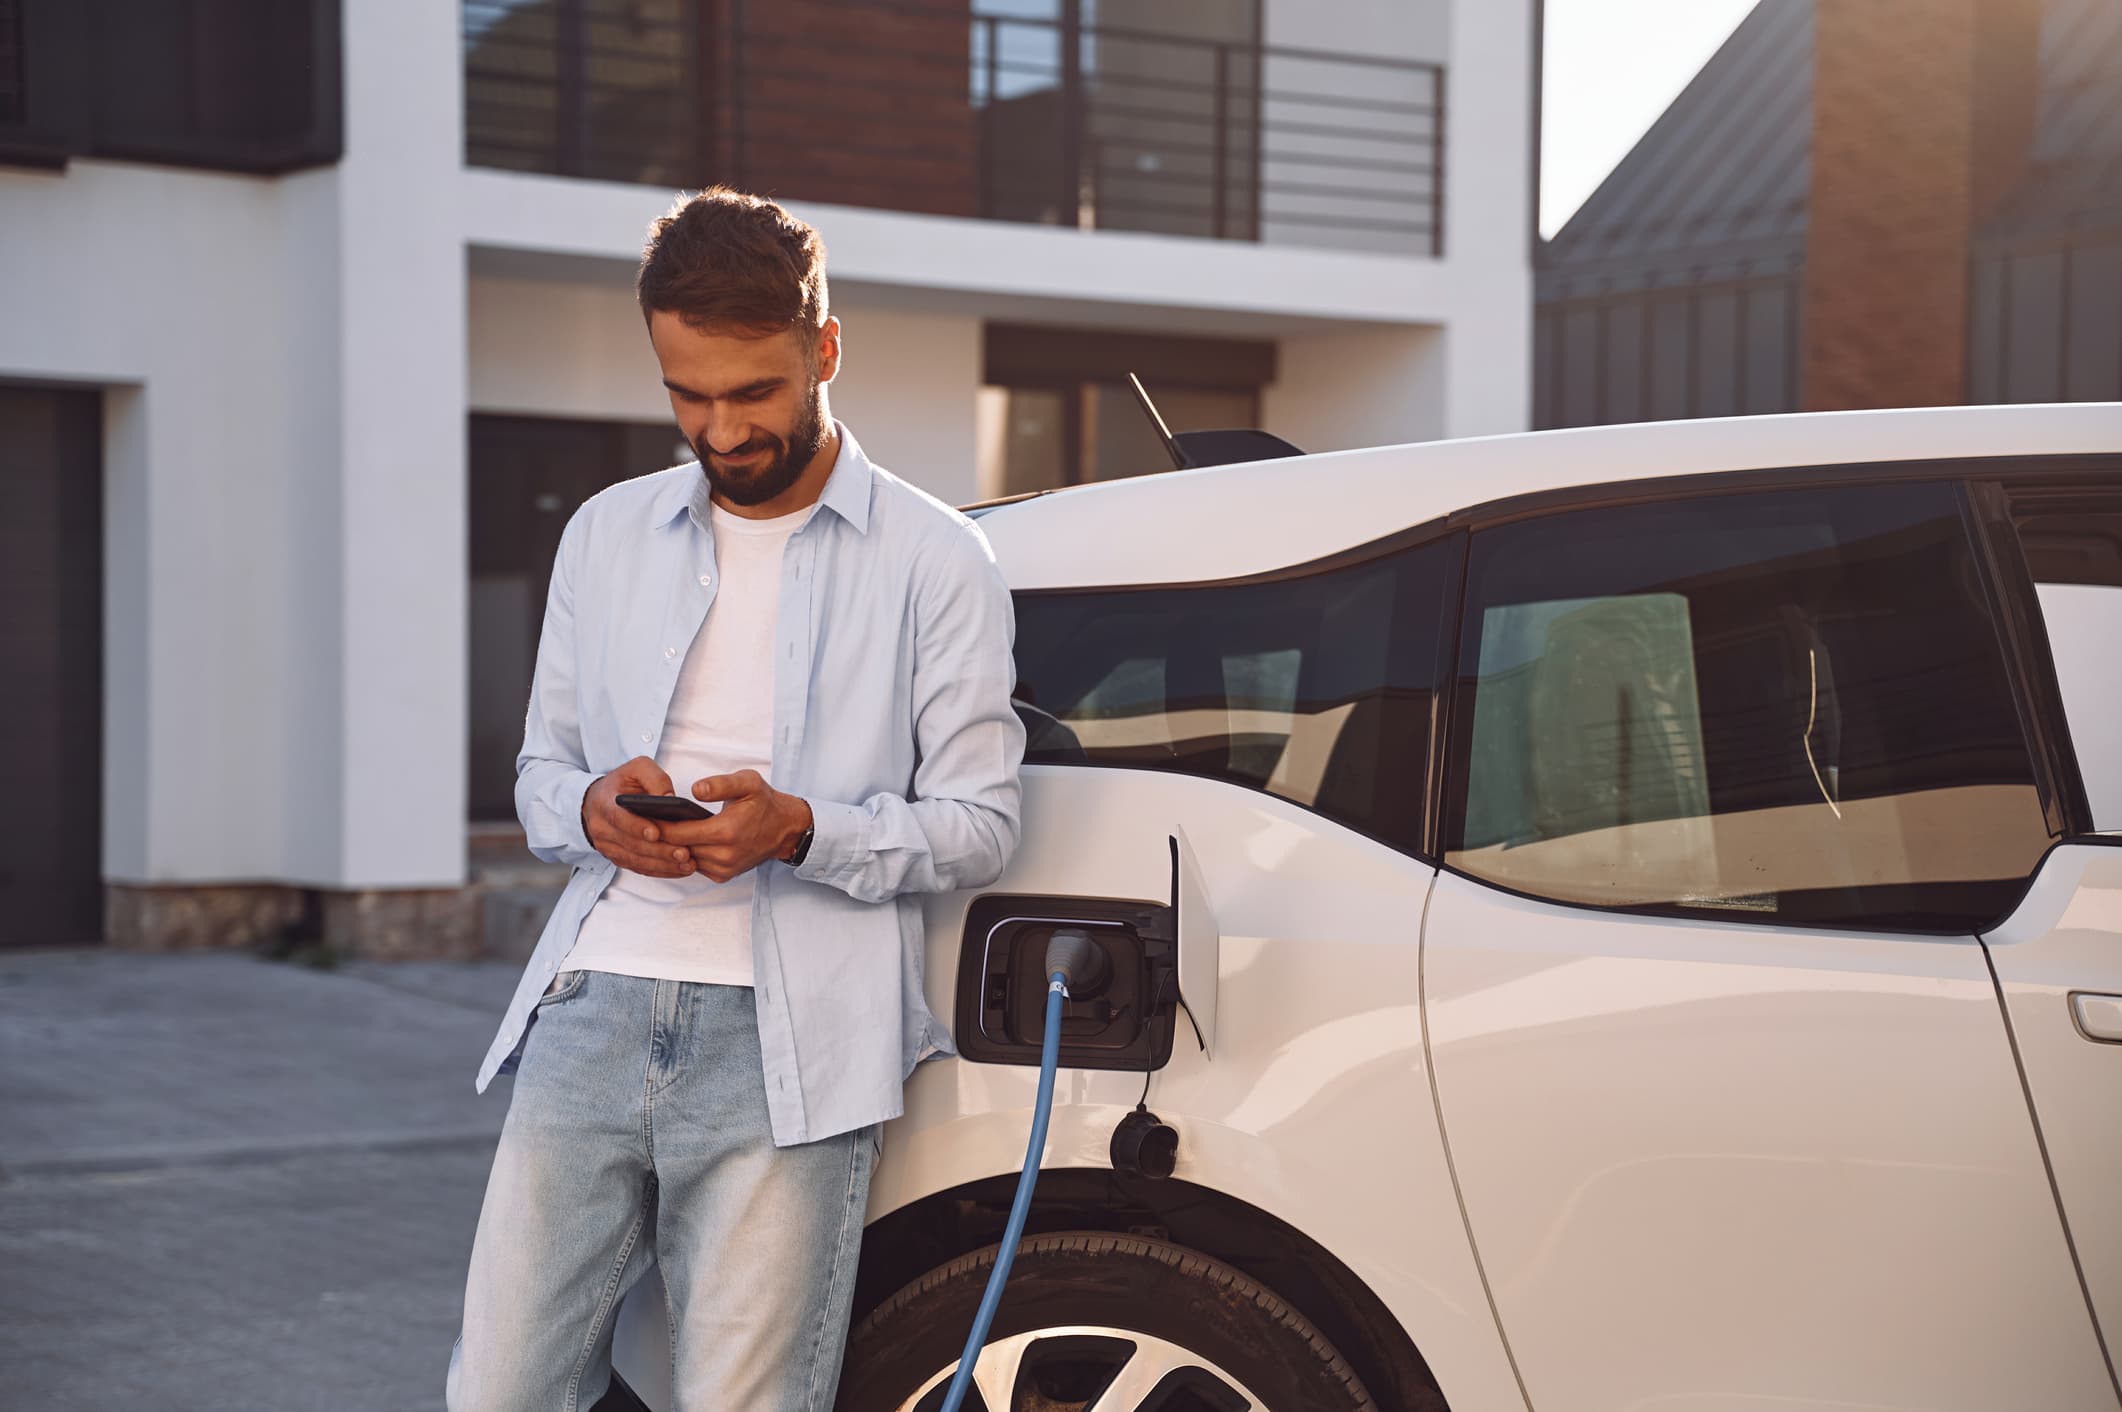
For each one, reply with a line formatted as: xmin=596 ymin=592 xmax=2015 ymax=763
xmin=1 ymin=385 xmax=103 ymax=946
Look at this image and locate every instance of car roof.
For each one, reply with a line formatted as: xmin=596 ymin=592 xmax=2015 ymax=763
xmin=972 ymin=402 xmax=2122 ymax=590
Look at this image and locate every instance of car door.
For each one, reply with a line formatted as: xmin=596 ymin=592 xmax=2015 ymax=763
xmin=1420 ymin=474 xmax=2118 ymax=1410
xmin=1976 ymin=474 xmax=2122 ymax=1361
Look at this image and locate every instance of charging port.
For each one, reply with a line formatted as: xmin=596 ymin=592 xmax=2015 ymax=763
xmin=955 ymin=894 xmax=1179 ymax=1071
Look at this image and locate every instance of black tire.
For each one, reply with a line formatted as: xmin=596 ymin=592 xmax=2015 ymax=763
xmin=836 ymin=1231 xmax=1378 ymax=1412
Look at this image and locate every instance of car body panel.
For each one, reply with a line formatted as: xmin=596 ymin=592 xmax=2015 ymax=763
xmin=975 ymin=404 xmax=2122 ymax=590
xmin=1421 ymin=867 xmax=2116 ymax=1410
xmin=867 ymin=764 xmax=1528 ymax=1412
xmin=1982 ymin=839 xmax=2122 ymax=1371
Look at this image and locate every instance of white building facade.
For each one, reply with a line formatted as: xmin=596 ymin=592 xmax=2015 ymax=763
xmin=0 ymin=0 xmax=1533 ymax=953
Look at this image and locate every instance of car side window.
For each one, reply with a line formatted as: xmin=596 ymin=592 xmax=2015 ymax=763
xmin=1443 ymin=479 xmax=2050 ymax=932
xmin=2005 ymin=483 xmax=2122 ymax=830
xmin=1011 ymin=535 xmax=1456 ymax=856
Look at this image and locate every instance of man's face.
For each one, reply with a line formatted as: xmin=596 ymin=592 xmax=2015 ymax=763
xmin=648 ymin=311 xmax=840 ymax=507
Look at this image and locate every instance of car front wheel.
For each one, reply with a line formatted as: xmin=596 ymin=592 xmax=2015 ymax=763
xmin=836 ymin=1231 xmax=1378 ymax=1412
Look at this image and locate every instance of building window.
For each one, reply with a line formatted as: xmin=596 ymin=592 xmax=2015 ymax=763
xmin=1 ymin=0 xmax=341 ymax=174
xmin=1443 ymin=479 xmax=2050 ymax=932
xmin=976 ymin=322 xmax=1275 ymax=497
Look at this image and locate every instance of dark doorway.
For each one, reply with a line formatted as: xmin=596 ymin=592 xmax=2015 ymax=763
xmin=1 ymin=385 xmax=104 ymax=946
xmin=469 ymin=413 xmax=686 ymax=821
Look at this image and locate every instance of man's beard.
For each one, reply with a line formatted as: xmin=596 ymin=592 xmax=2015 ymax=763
xmin=694 ymin=380 xmax=829 ymax=508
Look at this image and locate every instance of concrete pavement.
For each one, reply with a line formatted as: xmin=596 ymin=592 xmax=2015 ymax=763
xmin=0 ymin=947 xmax=525 ymax=1411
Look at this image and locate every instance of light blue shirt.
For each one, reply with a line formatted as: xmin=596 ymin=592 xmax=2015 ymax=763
xmin=476 ymin=421 xmax=1026 ymax=1145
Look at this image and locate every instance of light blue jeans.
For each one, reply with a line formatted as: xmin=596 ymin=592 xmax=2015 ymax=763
xmin=446 ymin=970 xmax=879 ymax=1412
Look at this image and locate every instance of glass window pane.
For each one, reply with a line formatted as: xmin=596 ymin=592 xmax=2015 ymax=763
xmin=1445 ymin=481 xmax=2049 ymax=931
xmin=1011 ymin=535 xmax=1454 ymax=854
xmin=2009 ymin=487 xmax=2122 ymax=829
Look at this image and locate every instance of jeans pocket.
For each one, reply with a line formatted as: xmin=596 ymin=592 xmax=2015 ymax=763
xmin=536 ymin=968 xmax=588 ymax=1007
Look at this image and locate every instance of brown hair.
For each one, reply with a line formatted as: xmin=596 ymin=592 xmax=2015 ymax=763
xmin=636 ymin=187 xmax=829 ymax=353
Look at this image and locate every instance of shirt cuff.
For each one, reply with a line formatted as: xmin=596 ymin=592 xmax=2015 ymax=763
xmin=791 ymin=797 xmax=865 ymax=884
xmin=563 ymin=768 xmax=599 ymax=861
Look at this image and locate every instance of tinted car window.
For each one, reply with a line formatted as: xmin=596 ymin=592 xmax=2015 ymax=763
xmin=1444 ymin=480 xmax=2049 ymax=931
xmin=1011 ymin=537 xmax=1455 ymax=855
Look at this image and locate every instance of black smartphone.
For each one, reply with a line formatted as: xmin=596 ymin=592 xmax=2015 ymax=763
xmin=615 ymin=793 xmax=717 ymax=822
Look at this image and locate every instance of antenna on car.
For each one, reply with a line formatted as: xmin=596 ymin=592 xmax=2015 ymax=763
xmin=1125 ymin=369 xmax=1305 ymax=472
xmin=1127 ymin=372 xmax=1189 ymax=471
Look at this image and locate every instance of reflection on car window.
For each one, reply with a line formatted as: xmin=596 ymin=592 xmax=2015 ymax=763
xmin=1011 ymin=538 xmax=1454 ymax=855
xmin=2009 ymin=485 xmax=2122 ymax=829
xmin=1445 ymin=480 xmax=2049 ymax=932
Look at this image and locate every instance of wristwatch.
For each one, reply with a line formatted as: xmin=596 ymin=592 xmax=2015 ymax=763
xmin=784 ymin=820 xmax=815 ymax=867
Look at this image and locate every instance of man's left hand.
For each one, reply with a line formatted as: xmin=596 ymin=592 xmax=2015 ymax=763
xmin=658 ymin=769 xmax=813 ymax=882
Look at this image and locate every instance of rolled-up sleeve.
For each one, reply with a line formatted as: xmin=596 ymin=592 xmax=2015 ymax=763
xmin=794 ymin=521 xmax=1026 ymax=904
xmin=514 ymin=509 xmax=603 ymax=870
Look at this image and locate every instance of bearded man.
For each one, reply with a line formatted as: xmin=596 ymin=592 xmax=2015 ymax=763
xmin=446 ymin=186 xmax=1026 ymax=1411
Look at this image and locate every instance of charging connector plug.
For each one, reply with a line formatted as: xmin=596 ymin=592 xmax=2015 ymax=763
xmin=1043 ymin=927 xmax=1110 ymax=999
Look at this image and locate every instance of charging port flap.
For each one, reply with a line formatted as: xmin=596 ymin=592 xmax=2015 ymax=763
xmin=1171 ymin=825 xmax=1219 ymax=1058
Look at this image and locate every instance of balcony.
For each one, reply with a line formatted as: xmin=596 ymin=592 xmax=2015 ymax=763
xmin=462 ymin=0 xmax=1443 ymax=255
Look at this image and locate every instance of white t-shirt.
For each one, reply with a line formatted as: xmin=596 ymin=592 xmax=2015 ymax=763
xmin=560 ymin=496 xmax=817 ymax=987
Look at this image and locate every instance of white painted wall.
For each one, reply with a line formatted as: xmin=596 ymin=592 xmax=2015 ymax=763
xmin=469 ymin=273 xmax=672 ymax=422
xmin=0 ymin=0 xmax=475 ymax=892
xmin=825 ymin=303 xmax=982 ymax=506
xmin=1265 ymin=325 xmax=1444 ymax=452
xmin=0 ymin=160 xmax=332 ymax=886
xmin=462 ymin=167 xmax=1479 ymax=332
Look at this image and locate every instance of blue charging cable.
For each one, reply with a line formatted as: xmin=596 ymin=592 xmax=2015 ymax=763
xmin=937 ymin=928 xmax=1103 ymax=1412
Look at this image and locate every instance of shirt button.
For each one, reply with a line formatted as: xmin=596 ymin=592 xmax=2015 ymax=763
xmin=664 ymin=645 xmax=677 ymax=659
xmin=698 ymin=574 xmax=712 ymax=587
xmin=640 ymin=731 xmax=652 ymax=743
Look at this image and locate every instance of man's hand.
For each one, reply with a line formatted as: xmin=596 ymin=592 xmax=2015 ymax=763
xmin=582 ymin=757 xmax=700 ymax=879
xmin=658 ymin=769 xmax=814 ymax=883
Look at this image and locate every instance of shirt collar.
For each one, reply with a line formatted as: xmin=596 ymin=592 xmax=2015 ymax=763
xmin=647 ymin=418 xmax=873 ymax=535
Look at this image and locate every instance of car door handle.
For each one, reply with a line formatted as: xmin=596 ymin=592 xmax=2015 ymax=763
xmin=2071 ymin=993 xmax=2122 ymax=1043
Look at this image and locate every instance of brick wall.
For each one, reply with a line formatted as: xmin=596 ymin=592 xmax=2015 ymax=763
xmin=1800 ymin=0 xmax=2041 ymax=410
xmin=713 ymin=0 xmax=976 ymax=219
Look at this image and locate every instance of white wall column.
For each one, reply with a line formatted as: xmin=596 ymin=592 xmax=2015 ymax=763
xmin=1437 ymin=0 xmax=1536 ymax=438
xmin=335 ymin=0 xmax=469 ymax=887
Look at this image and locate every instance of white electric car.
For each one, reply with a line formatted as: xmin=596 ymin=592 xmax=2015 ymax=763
xmin=610 ymin=402 xmax=2122 ymax=1412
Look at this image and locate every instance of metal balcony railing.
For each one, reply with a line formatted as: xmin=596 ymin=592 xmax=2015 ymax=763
xmin=462 ymin=0 xmax=1444 ymax=255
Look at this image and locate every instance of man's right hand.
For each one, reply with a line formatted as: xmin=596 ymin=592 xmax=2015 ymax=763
xmin=582 ymin=757 xmax=699 ymax=878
